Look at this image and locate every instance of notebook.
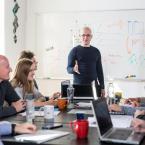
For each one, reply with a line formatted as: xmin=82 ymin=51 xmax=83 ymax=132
xmin=91 ymin=98 xmax=144 ymax=144
xmin=15 ymin=130 xmax=69 ymax=144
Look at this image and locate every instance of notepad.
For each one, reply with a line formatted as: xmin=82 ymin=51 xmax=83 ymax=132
xmin=76 ymin=102 xmax=92 ymax=108
xmin=20 ymin=110 xmax=60 ymax=117
xmin=15 ymin=130 xmax=70 ymax=144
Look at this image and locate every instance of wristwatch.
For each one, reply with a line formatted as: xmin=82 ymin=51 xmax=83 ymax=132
xmin=11 ymin=124 xmax=16 ymax=135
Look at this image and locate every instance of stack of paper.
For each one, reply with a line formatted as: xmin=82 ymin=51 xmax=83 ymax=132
xmin=15 ymin=130 xmax=69 ymax=144
xmin=20 ymin=110 xmax=60 ymax=117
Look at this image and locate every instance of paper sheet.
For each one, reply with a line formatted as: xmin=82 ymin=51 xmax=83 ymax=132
xmin=15 ymin=130 xmax=69 ymax=144
xmin=68 ymin=109 xmax=93 ymax=115
xmin=76 ymin=102 xmax=92 ymax=108
xmin=20 ymin=110 xmax=60 ymax=117
xmin=88 ymin=115 xmax=133 ymax=128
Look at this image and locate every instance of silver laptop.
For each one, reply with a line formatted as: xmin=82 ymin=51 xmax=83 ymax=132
xmin=91 ymin=98 xmax=144 ymax=144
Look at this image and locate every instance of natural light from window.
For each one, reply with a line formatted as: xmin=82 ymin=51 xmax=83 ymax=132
xmin=0 ymin=0 xmax=5 ymax=54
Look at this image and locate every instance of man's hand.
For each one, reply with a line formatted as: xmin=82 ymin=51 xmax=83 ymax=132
xmin=101 ymin=89 xmax=105 ymax=97
xmin=131 ymin=118 xmax=145 ymax=133
xmin=11 ymin=99 xmax=26 ymax=112
xmin=134 ymin=110 xmax=145 ymax=118
xmin=14 ymin=123 xmax=36 ymax=134
xmin=51 ymin=92 xmax=61 ymax=99
xmin=73 ymin=61 xmax=80 ymax=74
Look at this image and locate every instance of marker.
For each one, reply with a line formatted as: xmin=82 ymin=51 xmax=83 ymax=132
xmin=125 ymin=75 xmax=136 ymax=78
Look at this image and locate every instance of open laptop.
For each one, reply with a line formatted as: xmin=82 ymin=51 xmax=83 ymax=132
xmin=61 ymin=83 xmax=93 ymax=100
xmin=91 ymin=98 xmax=144 ymax=144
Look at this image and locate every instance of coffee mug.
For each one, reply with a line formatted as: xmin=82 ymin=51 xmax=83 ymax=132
xmin=57 ymin=98 xmax=68 ymax=110
xmin=70 ymin=119 xmax=89 ymax=139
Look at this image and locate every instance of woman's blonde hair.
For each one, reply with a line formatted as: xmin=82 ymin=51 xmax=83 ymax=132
xmin=11 ymin=58 xmax=34 ymax=97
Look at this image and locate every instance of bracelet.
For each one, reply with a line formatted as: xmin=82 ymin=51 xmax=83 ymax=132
xmin=11 ymin=124 xmax=16 ymax=136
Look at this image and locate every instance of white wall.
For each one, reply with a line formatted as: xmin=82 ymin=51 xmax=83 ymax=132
xmin=5 ymin=0 xmax=26 ymax=71
xmin=0 ymin=0 xmax=4 ymax=54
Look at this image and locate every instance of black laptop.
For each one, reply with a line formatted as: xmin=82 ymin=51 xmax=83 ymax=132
xmin=61 ymin=83 xmax=93 ymax=100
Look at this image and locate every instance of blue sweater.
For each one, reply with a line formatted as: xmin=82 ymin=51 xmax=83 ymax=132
xmin=67 ymin=45 xmax=104 ymax=89
xmin=0 ymin=121 xmax=12 ymax=145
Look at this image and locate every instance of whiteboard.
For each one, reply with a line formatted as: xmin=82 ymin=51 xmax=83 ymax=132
xmin=35 ymin=10 xmax=145 ymax=80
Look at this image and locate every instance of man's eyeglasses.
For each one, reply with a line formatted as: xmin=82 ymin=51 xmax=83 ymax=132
xmin=81 ymin=34 xmax=92 ymax=37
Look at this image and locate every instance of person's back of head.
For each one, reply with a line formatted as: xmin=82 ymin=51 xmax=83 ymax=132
xmin=19 ymin=50 xmax=38 ymax=71
xmin=19 ymin=51 xmax=34 ymax=60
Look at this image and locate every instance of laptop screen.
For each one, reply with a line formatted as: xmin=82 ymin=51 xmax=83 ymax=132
xmin=92 ymin=98 xmax=113 ymax=136
xmin=61 ymin=84 xmax=93 ymax=99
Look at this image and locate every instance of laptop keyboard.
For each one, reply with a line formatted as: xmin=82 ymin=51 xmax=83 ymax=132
xmin=107 ymin=129 xmax=132 ymax=140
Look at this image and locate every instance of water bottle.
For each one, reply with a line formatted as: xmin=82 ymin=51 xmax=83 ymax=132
xmin=107 ymin=82 xmax=114 ymax=104
xmin=25 ymin=93 xmax=35 ymax=123
xmin=67 ymin=83 xmax=75 ymax=109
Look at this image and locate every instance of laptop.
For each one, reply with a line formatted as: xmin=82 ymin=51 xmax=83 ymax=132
xmin=61 ymin=83 xmax=93 ymax=100
xmin=91 ymin=98 xmax=144 ymax=144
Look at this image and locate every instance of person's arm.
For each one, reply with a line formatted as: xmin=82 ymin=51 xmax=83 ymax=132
xmin=0 ymin=121 xmax=36 ymax=136
xmin=0 ymin=106 xmax=18 ymax=118
xmin=0 ymin=121 xmax=12 ymax=136
xmin=121 ymin=105 xmax=136 ymax=115
xmin=0 ymin=81 xmax=25 ymax=118
xmin=96 ymin=51 xmax=104 ymax=89
xmin=67 ymin=47 xmax=77 ymax=74
xmin=5 ymin=81 xmax=20 ymax=104
xmin=131 ymin=118 xmax=145 ymax=133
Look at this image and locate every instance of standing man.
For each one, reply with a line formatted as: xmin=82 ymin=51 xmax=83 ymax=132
xmin=0 ymin=55 xmax=26 ymax=118
xmin=67 ymin=26 xmax=105 ymax=97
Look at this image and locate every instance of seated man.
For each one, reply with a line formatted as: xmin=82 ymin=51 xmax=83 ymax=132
xmin=109 ymin=97 xmax=145 ymax=115
xmin=0 ymin=121 xmax=36 ymax=145
xmin=0 ymin=55 xmax=26 ymax=118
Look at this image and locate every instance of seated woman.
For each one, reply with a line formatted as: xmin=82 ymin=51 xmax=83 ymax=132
xmin=11 ymin=58 xmax=60 ymax=107
xmin=109 ymin=97 xmax=145 ymax=115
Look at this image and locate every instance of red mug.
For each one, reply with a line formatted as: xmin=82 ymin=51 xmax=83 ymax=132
xmin=70 ymin=119 xmax=89 ymax=139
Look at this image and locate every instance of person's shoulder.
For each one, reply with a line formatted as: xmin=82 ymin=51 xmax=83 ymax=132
xmin=90 ymin=45 xmax=100 ymax=53
xmin=1 ymin=80 xmax=11 ymax=86
xmin=70 ymin=45 xmax=81 ymax=53
xmin=72 ymin=45 xmax=81 ymax=50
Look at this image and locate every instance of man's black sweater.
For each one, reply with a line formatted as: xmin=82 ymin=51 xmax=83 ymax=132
xmin=67 ymin=45 xmax=104 ymax=89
